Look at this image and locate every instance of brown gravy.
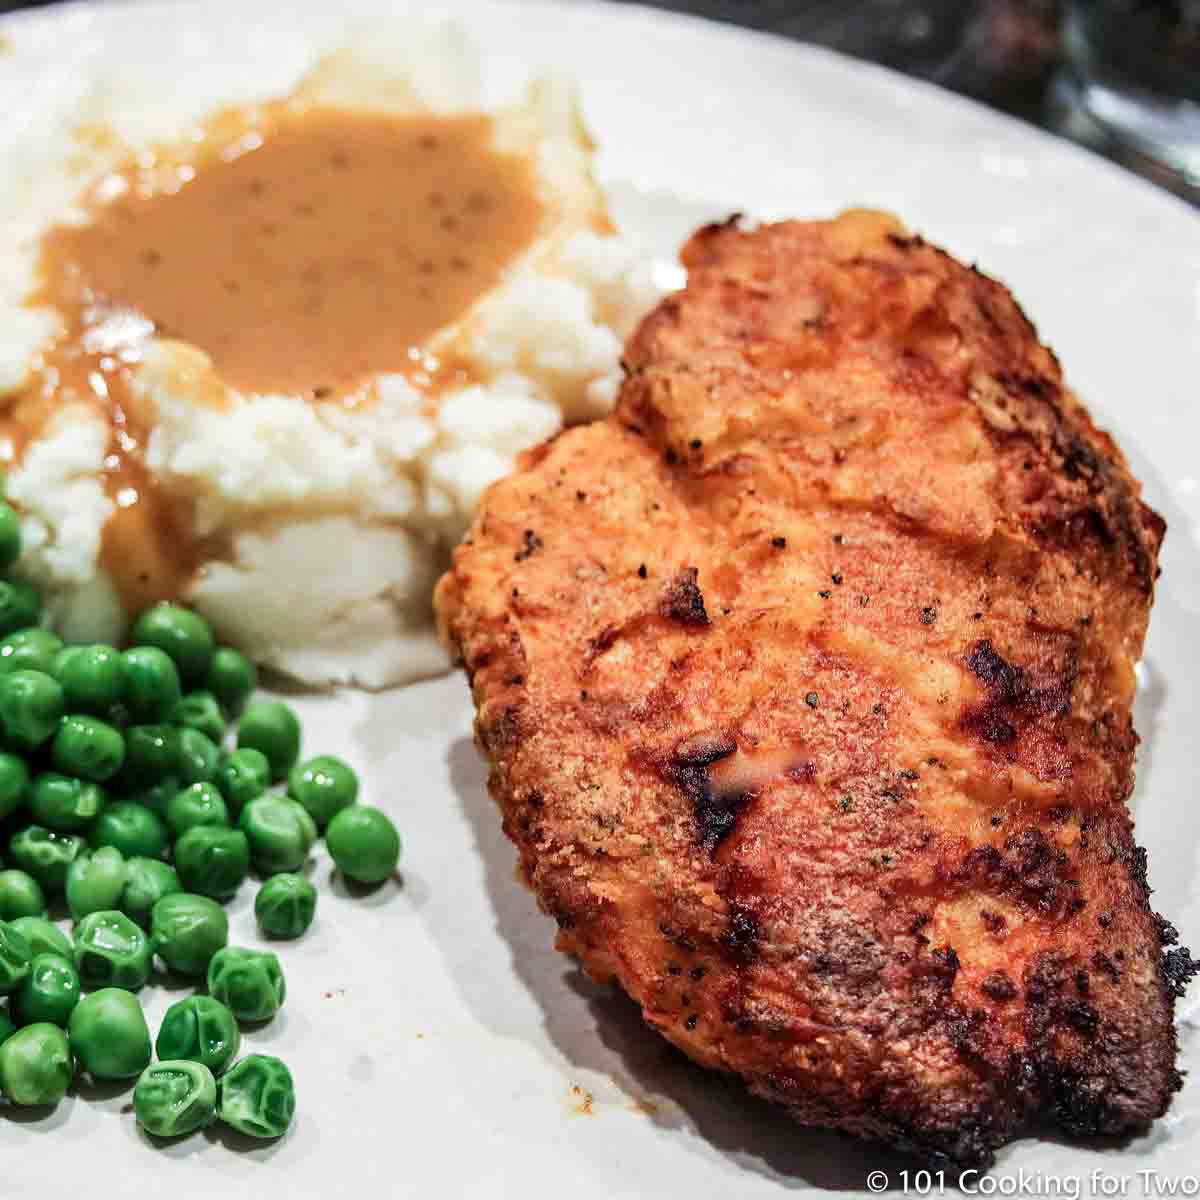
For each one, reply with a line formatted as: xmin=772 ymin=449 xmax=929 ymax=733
xmin=41 ymin=109 xmax=544 ymax=399
xmin=9 ymin=105 xmax=545 ymax=612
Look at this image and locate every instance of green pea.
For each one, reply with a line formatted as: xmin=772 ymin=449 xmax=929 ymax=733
xmin=0 ymin=628 xmax=63 ymax=676
xmin=120 ymin=646 xmax=182 ymax=721
xmin=51 ymin=645 xmax=82 ymax=677
xmin=0 ymin=668 xmax=64 ymax=749
xmin=65 ymin=847 xmax=128 ymax=920
xmin=150 ymin=893 xmax=228 ymax=976
xmin=0 ymin=921 xmax=32 ymax=994
xmin=68 ymin=987 xmax=151 ymax=1079
xmin=0 ymin=578 xmax=39 ymax=638
xmin=215 ymin=748 xmax=269 ymax=815
xmin=51 ymin=714 xmax=126 ymax=782
xmin=0 ymin=502 xmax=22 ymax=570
xmin=0 ymin=1022 xmax=72 ymax=1105
xmin=255 ymin=874 xmax=316 ymax=940
xmin=8 ymin=826 xmax=85 ymax=893
xmin=205 ymin=647 xmax=256 ymax=716
xmin=207 ymin=946 xmax=285 ymax=1023
xmin=172 ymin=690 xmax=226 ymax=742
xmin=166 ymin=782 xmax=229 ymax=837
xmin=117 ymin=773 xmax=180 ymax=817
xmin=326 ymin=805 xmax=401 ymax=885
xmin=11 ymin=953 xmax=80 ymax=1027
xmin=217 ymin=1054 xmax=295 ymax=1138
xmin=90 ymin=800 xmax=168 ymax=859
xmin=236 ymin=700 xmax=300 ymax=780
xmin=288 ymin=754 xmax=358 ymax=830
xmin=119 ymin=857 xmax=181 ymax=928
xmin=29 ymin=772 xmax=107 ymax=832
xmin=238 ymin=796 xmax=316 ymax=874
xmin=121 ymin=724 xmax=180 ymax=785
xmin=134 ymin=1059 xmax=218 ymax=1138
xmin=0 ymin=870 xmax=45 ymax=920
xmin=130 ymin=604 xmax=215 ymax=686
xmin=55 ymin=643 xmax=124 ymax=713
xmin=73 ymin=909 xmax=152 ymax=991
xmin=8 ymin=916 xmax=71 ymax=960
xmin=155 ymin=995 xmax=240 ymax=1076
xmin=173 ymin=826 xmax=249 ymax=901
xmin=0 ymin=751 xmax=30 ymax=819
xmin=177 ymin=727 xmax=220 ymax=785
xmin=0 ymin=1005 xmax=13 ymax=1046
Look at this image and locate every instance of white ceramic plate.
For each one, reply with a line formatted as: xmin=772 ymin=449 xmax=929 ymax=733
xmin=3 ymin=2 xmax=1199 ymax=1195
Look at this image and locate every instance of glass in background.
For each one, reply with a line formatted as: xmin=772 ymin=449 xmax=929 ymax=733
xmin=1063 ymin=0 xmax=1200 ymax=183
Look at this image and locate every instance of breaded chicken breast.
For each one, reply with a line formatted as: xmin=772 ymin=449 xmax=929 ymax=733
xmin=434 ymin=211 xmax=1197 ymax=1169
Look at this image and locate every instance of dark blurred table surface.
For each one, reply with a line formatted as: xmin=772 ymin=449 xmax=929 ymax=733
xmin=1 ymin=0 xmax=1196 ymax=208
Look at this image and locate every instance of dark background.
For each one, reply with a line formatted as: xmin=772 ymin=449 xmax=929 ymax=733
xmin=1 ymin=0 xmax=1196 ymax=206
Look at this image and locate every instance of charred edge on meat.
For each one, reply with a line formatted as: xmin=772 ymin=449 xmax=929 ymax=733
xmin=1021 ymin=951 xmax=1173 ymax=1140
xmin=660 ymin=567 xmax=710 ymax=627
xmin=723 ymin=903 xmax=760 ymax=963
xmin=514 ymin=529 xmax=543 ymax=562
xmin=660 ymin=733 xmax=752 ymax=853
xmin=981 ymin=971 xmax=1018 ymax=1002
xmin=956 ymin=828 xmax=1078 ymax=917
xmin=959 ymin=639 xmax=1073 ymax=747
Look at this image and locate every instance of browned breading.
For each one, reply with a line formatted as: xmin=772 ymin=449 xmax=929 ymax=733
xmin=434 ymin=210 xmax=1196 ymax=1169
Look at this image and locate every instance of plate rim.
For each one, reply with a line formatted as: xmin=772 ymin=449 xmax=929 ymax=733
xmin=1 ymin=0 xmax=1197 ymax=235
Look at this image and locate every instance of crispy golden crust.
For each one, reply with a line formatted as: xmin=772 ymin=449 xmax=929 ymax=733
xmin=434 ymin=211 xmax=1194 ymax=1169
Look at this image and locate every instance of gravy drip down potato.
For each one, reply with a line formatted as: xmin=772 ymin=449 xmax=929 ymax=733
xmin=435 ymin=211 xmax=1197 ymax=1168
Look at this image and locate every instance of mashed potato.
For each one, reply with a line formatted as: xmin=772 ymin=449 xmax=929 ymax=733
xmin=0 ymin=27 xmax=666 ymax=687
